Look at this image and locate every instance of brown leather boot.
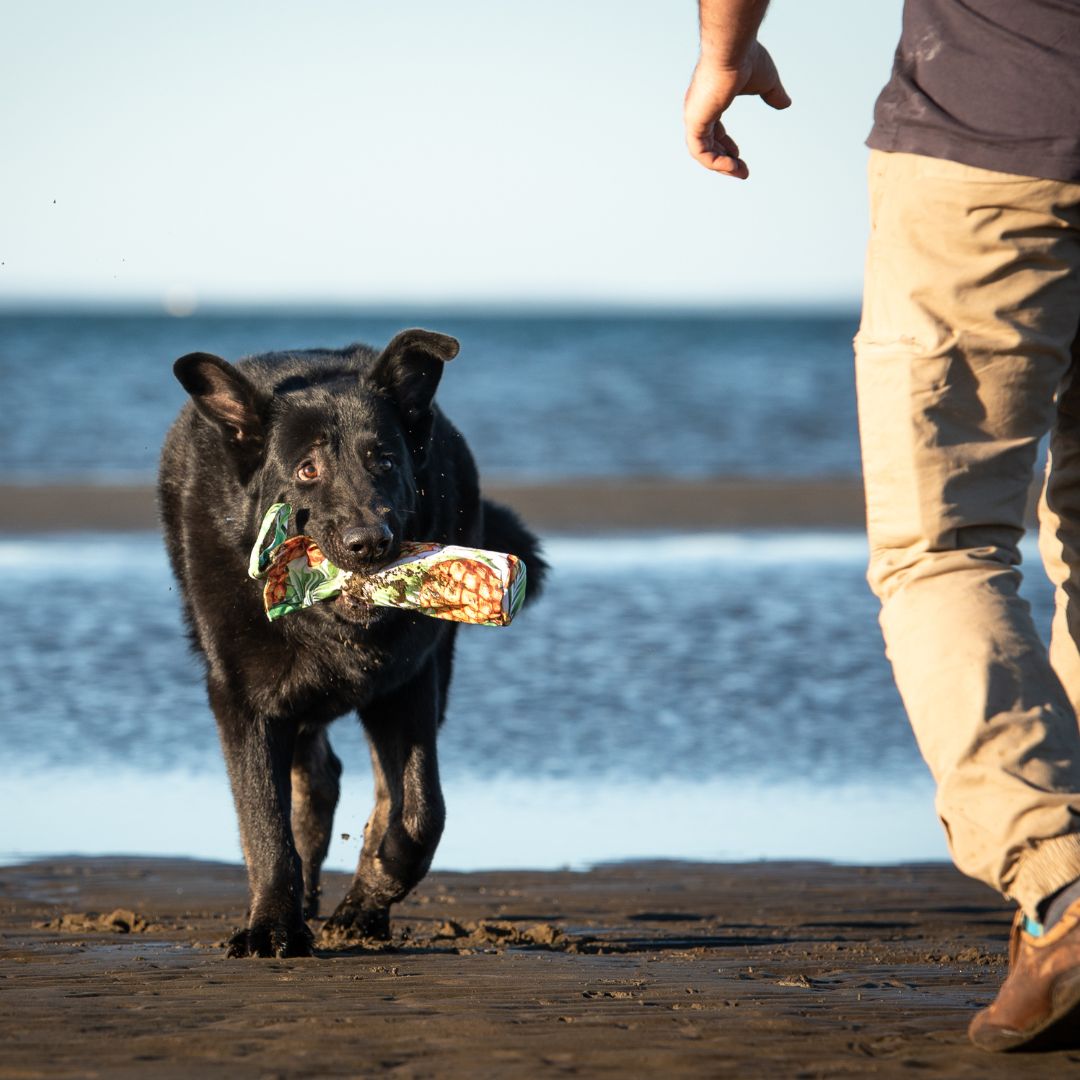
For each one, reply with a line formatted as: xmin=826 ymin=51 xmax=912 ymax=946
xmin=969 ymin=898 xmax=1080 ymax=1051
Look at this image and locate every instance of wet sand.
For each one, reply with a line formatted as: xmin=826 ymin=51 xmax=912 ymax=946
xmin=3 ymin=477 xmax=1043 ymax=533
xmin=1 ymin=856 xmax=1075 ymax=1077
xmin=1 ymin=479 xmax=869 ymax=533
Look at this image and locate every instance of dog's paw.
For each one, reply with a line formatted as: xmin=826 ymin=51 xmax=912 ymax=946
xmin=226 ymin=920 xmax=315 ymax=959
xmin=320 ymin=901 xmax=391 ymax=944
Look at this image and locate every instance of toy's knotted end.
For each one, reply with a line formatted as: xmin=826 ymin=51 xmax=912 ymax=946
xmin=249 ymin=502 xmax=293 ymax=580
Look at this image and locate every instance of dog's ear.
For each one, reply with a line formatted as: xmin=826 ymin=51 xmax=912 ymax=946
xmin=173 ymin=352 xmax=266 ymax=449
xmin=371 ymin=329 xmax=459 ymax=418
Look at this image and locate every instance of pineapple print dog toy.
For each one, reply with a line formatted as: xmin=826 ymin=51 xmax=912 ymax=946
xmin=249 ymin=503 xmax=527 ymax=626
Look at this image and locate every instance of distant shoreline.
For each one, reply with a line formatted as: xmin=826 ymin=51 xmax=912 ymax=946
xmin=1 ymin=478 xmax=869 ymax=533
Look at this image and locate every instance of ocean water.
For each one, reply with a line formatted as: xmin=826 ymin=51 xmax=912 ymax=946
xmin=0 ymin=309 xmax=1063 ymax=871
xmin=0 ymin=529 xmax=1058 ymax=870
xmin=0 ymin=309 xmax=861 ymax=482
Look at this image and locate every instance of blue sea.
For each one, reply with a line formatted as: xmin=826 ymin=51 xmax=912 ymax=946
xmin=0 ymin=309 xmax=861 ymax=483
xmin=0 ymin=310 xmax=1054 ymax=871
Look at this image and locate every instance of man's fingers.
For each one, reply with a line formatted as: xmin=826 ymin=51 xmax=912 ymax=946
xmin=709 ymin=125 xmax=747 ymax=178
xmin=686 ymin=141 xmax=746 ymax=177
xmin=707 ymin=154 xmax=750 ymax=179
xmin=686 ymin=130 xmax=715 ymax=165
xmin=686 ymin=120 xmax=748 ymax=178
xmin=690 ymin=146 xmax=749 ymax=178
xmin=716 ymin=127 xmax=741 ymax=160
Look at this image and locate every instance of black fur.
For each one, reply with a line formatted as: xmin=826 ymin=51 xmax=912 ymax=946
xmin=159 ymin=328 xmax=546 ymax=957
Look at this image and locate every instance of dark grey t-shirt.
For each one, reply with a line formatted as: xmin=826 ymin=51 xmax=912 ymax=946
xmin=867 ymin=0 xmax=1080 ymax=182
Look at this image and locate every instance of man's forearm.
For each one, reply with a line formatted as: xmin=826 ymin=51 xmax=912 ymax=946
xmin=698 ymin=0 xmax=771 ymax=66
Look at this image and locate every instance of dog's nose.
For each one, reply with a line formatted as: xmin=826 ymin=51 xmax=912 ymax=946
xmin=342 ymin=523 xmax=393 ymax=563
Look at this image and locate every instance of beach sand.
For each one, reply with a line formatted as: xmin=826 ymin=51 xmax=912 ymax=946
xmin=1 ymin=856 xmax=1073 ymax=1077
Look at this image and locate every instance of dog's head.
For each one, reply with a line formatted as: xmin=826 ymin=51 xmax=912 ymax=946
xmin=174 ymin=328 xmax=460 ymax=608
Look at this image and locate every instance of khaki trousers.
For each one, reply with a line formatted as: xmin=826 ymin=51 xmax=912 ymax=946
xmin=856 ymin=150 xmax=1080 ymax=918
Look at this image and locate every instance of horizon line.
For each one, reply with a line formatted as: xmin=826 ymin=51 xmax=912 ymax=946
xmin=0 ymin=297 xmax=862 ymax=319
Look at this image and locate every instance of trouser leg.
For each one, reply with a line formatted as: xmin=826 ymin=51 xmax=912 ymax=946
xmin=855 ymin=150 xmax=1080 ymax=918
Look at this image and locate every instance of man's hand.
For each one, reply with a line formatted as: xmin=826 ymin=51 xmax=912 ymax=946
xmin=684 ymin=40 xmax=791 ymax=178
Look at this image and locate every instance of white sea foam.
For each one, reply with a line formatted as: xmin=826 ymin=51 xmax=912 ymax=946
xmin=0 ymin=533 xmax=163 ymax=574
xmin=0 ymin=530 xmax=871 ymax=577
xmin=543 ymin=531 xmax=870 ymax=570
xmin=0 ymin=529 xmax=1042 ymax=577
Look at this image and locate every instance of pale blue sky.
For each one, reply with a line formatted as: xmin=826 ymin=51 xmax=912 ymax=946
xmin=2 ymin=1 xmax=904 ymax=308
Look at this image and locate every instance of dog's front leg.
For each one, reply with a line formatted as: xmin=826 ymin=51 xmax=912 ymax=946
xmin=214 ymin=694 xmax=313 ymax=958
xmin=291 ymin=725 xmax=342 ymax=920
xmin=322 ymin=663 xmax=446 ymax=942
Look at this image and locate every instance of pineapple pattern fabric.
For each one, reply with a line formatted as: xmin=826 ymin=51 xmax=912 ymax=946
xmin=418 ymin=558 xmax=506 ymax=624
xmin=248 ymin=503 xmax=526 ymax=626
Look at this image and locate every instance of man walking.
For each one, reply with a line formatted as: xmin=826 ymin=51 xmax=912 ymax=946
xmin=684 ymin=0 xmax=1080 ymax=1052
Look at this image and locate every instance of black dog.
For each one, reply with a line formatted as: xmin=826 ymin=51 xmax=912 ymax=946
xmin=159 ymin=328 xmax=546 ymax=958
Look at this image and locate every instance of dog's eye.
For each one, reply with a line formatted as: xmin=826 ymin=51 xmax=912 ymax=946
xmin=297 ymin=460 xmax=320 ymax=482
xmin=365 ymin=451 xmax=395 ymax=477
